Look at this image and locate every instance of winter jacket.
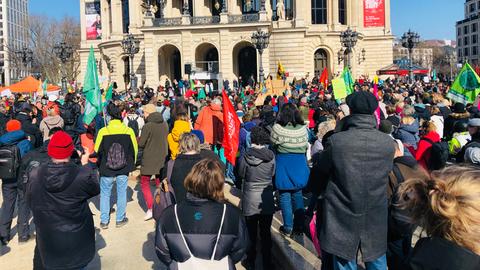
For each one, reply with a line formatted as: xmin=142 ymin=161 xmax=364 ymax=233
xmin=238 ymin=121 xmax=256 ymax=158
xmin=0 ymin=112 xmax=9 ymax=136
xmin=26 ymin=161 xmax=99 ymax=270
xmin=458 ymin=133 xmax=480 ymax=163
xmin=39 ymin=115 xmax=64 ymax=141
xmin=449 ymin=131 xmax=471 ymax=156
xmin=194 ymin=104 xmax=223 ymax=145
xmin=415 ymin=131 xmax=441 ymax=171
xmin=317 ymin=114 xmax=395 ymax=261
xmin=444 ymin=112 xmax=470 ymax=141
xmin=17 ymin=141 xmax=50 ymax=191
xmin=238 ymin=146 xmax=275 ymax=216
xmin=0 ymin=130 xmax=32 ymax=157
xmin=123 ymin=114 xmax=145 ymax=136
xmin=155 ymin=193 xmax=248 ymax=270
xmin=61 ymin=102 xmax=81 ymax=130
xmin=394 ymin=121 xmax=420 ymax=149
xmin=274 ymin=153 xmax=310 ymax=191
xmin=408 ymin=237 xmax=480 ymax=270
xmin=139 ymin=112 xmax=169 ymax=175
xmin=94 ymin=119 xmax=138 ymax=177
xmin=270 ymin=123 xmax=309 ymax=154
xmin=15 ymin=112 xmax=42 ymax=148
xmin=167 ymin=120 xmax=191 ymax=160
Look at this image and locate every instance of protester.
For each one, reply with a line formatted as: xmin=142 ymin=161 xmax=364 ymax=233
xmin=443 ymin=103 xmax=470 ymax=141
xmin=194 ymin=98 xmax=223 ymax=148
xmin=167 ymin=112 xmax=191 ymax=160
xmin=138 ymin=104 xmax=169 ymax=221
xmin=456 ymin=118 xmax=480 ymax=163
xmin=399 ymin=166 xmax=480 ymax=270
xmin=316 ymin=91 xmax=396 ymax=270
xmin=95 ymin=103 xmax=138 ymax=229
xmin=238 ymin=126 xmax=275 ymax=270
xmin=155 ymin=159 xmax=248 ymax=269
xmin=123 ymin=104 xmax=144 ymax=138
xmin=415 ymin=121 xmax=441 ymax=171
xmin=270 ymin=103 xmax=309 ymax=236
xmin=26 ymin=131 xmax=99 ymax=270
xmin=394 ymin=105 xmax=420 ymax=150
xmin=39 ymin=105 xmax=64 ymax=141
xmin=15 ymin=107 xmax=42 ymax=148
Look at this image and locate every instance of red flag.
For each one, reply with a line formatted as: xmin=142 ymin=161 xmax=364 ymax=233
xmin=319 ymin=68 xmax=329 ymax=88
xmin=475 ymin=65 xmax=480 ymax=76
xmin=222 ymin=90 xmax=241 ymax=165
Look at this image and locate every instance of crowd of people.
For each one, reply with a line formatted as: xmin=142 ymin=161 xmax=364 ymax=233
xmin=0 ymin=74 xmax=479 ymax=270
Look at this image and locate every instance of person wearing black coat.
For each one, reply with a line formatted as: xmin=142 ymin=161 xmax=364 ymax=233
xmin=0 ymin=104 xmax=10 ymax=136
xmin=15 ymin=108 xmax=42 ymax=148
xmin=237 ymin=126 xmax=275 ymax=270
xmin=443 ymin=103 xmax=470 ymax=141
xmin=317 ymin=92 xmax=395 ymax=270
xmin=26 ymin=131 xmax=99 ymax=270
xmin=155 ymin=159 xmax=248 ymax=270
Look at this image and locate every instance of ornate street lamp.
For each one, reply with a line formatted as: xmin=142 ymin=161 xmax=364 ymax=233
xmin=251 ymin=29 xmax=270 ymax=84
xmin=15 ymin=47 xmax=33 ymax=77
xmin=401 ymin=29 xmax=420 ymax=84
xmin=339 ymin=27 xmax=359 ymax=70
xmin=121 ymin=33 xmax=140 ymax=92
xmin=53 ymin=41 xmax=74 ymax=94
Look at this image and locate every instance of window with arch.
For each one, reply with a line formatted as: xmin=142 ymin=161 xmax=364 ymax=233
xmin=314 ymin=49 xmax=328 ymax=77
xmin=242 ymin=0 xmax=260 ymax=14
xmin=312 ymin=0 xmax=327 ymax=25
xmin=339 ymin=0 xmax=346 ymax=25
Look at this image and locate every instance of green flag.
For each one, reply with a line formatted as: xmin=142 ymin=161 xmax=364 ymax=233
xmin=342 ymin=67 xmax=354 ymax=95
xmin=197 ymin=88 xmax=206 ymax=100
xmin=42 ymin=79 xmax=48 ymax=96
xmin=332 ymin=77 xmax=348 ymax=100
xmin=83 ymin=46 xmax=102 ymax=125
xmin=448 ymin=62 xmax=480 ymax=105
xmin=105 ymin=83 xmax=113 ymax=104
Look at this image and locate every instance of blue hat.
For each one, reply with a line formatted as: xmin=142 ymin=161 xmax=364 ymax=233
xmin=191 ymin=130 xmax=205 ymax=144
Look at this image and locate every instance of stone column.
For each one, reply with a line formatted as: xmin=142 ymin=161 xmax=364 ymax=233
xmin=220 ymin=0 xmax=229 ymax=23
xmin=101 ymin=0 xmax=111 ymax=40
xmin=332 ymin=0 xmax=339 ymax=26
xmin=384 ymin=0 xmax=391 ymax=32
xmin=110 ymin=0 xmax=123 ymax=36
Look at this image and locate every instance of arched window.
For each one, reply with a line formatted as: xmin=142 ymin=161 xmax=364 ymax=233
xmin=312 ymin=0 xmax=327 ymax=24
xmin=314 ymin=49 xmax=328 ymax=77
xmin=339 ymin=0 xmax=346 ymax=25
xmin=242 ymin=0 xmax=260 ymax=14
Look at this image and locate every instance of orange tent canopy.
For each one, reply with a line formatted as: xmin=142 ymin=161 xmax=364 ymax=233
xmin=1 ymin=76 xmax=60 ymax=93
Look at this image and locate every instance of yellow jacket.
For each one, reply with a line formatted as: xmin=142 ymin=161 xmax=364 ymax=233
xmin=167 ymin=120 xmax=191 ymax=160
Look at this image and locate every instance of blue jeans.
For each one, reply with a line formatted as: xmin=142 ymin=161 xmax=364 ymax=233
xmin=322 ymin=252 xmax=387 ymax=270
xmin=278 ymin=189 xmax=305 ymax=232
xmin=100 ymin=175 xmax=128 ymax=224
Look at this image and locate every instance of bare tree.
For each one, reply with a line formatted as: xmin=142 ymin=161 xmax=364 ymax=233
xmin=28 ymin=15 xmax=81 ymax=84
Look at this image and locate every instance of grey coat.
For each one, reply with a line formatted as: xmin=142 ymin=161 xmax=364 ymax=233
xmin=238 ymin=146 xmax=275 ymax=216
xmin=317 ymin=114 xmax=395 ymax=261
xmin=138 ymin=112 xmax=169 ymax=175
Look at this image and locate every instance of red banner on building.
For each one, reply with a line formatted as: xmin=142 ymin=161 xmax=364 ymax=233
xmin=364 ymin=0 xmax=385 ymax=28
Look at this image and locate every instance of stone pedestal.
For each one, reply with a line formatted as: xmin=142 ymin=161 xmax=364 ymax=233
xmin=220 ymin=12 xmax=229 ymax=24
xmin=259 ymin=10 xmax=268 ymax=22
xmin=182 ymin=14 xmax=191 ymax=25
xmin=143 ymin=14 xmax=154 ymax=27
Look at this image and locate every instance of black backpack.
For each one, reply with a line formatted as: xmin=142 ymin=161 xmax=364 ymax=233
xmin=422 ymin=138 xmax=449 ymax=171
xmin=0 ymin=145 xmax=21 ymax=179
xmin=127 ymin=116 xmax=140 ymax=137
xmin=105 ymin=142 xmax=127 ymax=170
xmin=388 ymin=164 xmax=415 ymax=240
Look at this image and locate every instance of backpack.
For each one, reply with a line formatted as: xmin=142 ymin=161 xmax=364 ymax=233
xmin=127 ymin=116 xmax=140 ymax=137
xmin=61 ymin=105 xmax=77 ymax=126
xmin=153 ymin=160 xmax=176 ymax=222
xmin=105 ymin=142 xmax=127 ymax=170
xmin=0 ymin=145 xmax=21 ymax=179
xmin=422 ymin=138 xmax=449 ymax=171
xmin=174 ymin=204 xmax=229 ymax=270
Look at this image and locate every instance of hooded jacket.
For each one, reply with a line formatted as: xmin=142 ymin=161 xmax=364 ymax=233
xmin=394 ymin=121 xmax=420 ymax=149
xmin=26 ymin=162 xmax=99 ymax=270
xmin=15 ymin=112 xmax=42 ymax=148
xmin=194 ymin=104 xmax=223 ymax=145
xmin=415 ymin=131 xmax=441 ymax=171
xmin=139 ymin=112 xmax=169 ymax=175
xmin=408 ymin=237 xmax=480 ymax=270
xmin=155 ymin=193 xmax=248 ymax=270
xmin=167 ymin=120 xmax=191 ymax=160
xmin=238 ymin=146 xmax=275 ymax=216
xmin=0 ymin=130 xmax=32 ymax=157
xmin=444 ymin=112 xmax=470 ymax=141
xmin=39 ymin=115 xmax=64 ymax=141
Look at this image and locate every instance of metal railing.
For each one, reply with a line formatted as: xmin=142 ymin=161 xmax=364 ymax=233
xmin=153 ymin=17 xmax=183 ymax=26
xmin=228 ymin=13 xmax=260 ymax=24
xmin=192 ymin=16 xmax=220 ymax=25
xmin=194 ymin=61 xmax=219 ymax=73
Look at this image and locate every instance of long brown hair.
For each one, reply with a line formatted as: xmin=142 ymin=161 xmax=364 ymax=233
xmin=184 ymin=159 xmax=225 ymax=202
xmin=398 ymin=166 xmax=480 ymax=255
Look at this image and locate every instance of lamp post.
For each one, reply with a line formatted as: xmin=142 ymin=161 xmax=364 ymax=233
xmin=15 ymin=47 xmax=33 ymax=78
xmin=401 ymin=29 xmax=420 ymax=84
xmin=53 ymin=41 xmax=74 ymax=94
xmin=121 ymin=33 xmax=140 ymax=93
xmin=339 ymin=27 xmax=359 ymax=70
xmin=251 ymin=29 xmax=270 ymax=84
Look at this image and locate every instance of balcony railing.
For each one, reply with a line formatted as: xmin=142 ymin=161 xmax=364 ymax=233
xmin=192 ymin=16 xmax=220 ymax=25
xmin=153 ymin=17 xmax=183 ymax=27
xmin=194 ymin=61 xmax=219 ymax=73
xmin=228 ymin=13 xmax=260 ymax=24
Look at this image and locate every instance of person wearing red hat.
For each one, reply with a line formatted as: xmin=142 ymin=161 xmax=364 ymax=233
xmin=0 ymin=119 xmax=33 ymax=246
xmin=26 ymin=131 xmax=99 ymax=270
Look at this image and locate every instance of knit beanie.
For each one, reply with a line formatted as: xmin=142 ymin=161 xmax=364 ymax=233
xmin=6 ymin=120 xmax=22 ymax=132
xmin=346 ymin=91 xmax=378 ymax=115
xmin=48 ymin=131 xmax=74 ymax=159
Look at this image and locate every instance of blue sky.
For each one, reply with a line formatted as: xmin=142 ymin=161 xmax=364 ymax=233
xmin=29 ymin=0 xmax=462 ymax=40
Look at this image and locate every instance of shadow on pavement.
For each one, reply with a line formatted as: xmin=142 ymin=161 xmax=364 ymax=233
xmin=86 ymin=228 xmax=106 ymax=270
xmin=142 ymin=231 xmax=167 ymax=270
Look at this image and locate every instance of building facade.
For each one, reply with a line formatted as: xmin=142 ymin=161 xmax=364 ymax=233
xmin=393 ymin=47 xmax=433 ymax=71
xmin=0 ymin=0 xmax=29 ymax=86
xmin=78 ymin=0 xmax=394 ymax=90
xmin=457 ymin=0 xmax=480 ymax=64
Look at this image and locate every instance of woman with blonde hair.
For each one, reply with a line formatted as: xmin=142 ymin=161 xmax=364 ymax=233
xmin=155 ymin=159 xmax=248 ymax=270
xmin=398 ymin=166 xmax=480 ymax=269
